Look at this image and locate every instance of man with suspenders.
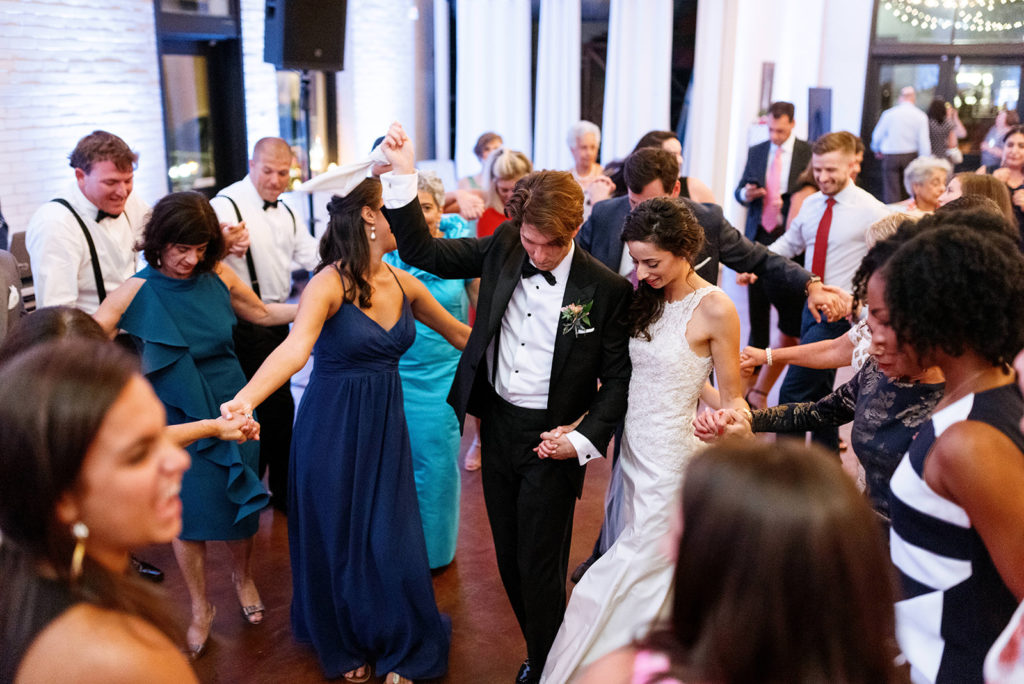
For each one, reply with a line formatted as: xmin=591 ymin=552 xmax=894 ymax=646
xmin=211 ymin=137 xmax=319 ymax=514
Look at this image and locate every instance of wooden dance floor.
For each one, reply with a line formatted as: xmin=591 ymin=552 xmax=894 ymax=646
xmin=141 ymin=442 xmax=613 ymax=683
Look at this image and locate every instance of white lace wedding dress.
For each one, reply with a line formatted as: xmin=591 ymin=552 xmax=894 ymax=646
xmin=540 ymin=286 xmax=719 ymax=684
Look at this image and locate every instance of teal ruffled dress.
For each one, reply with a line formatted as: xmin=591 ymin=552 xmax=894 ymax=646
xmin=119 ymin=266 xmax=268 ymax=540
xmin=384 ymin=215 xmax=471 ymax=568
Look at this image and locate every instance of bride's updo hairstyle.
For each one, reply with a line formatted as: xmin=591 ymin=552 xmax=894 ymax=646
xmin=317 ymin=177 xmax=383 ymax=308
xmin=620 ymin=197 xmax=704 ymax=340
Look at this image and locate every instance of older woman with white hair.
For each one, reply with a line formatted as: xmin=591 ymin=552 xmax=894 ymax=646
xmin=568 ymin=120 xmax=615 ymax=219
xmin=890 ymin=155 xmax=952 ymax=215
xmin=383 ymin=170 xmax=479 ymax=568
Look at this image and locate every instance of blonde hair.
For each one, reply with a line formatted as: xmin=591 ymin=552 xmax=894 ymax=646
xmin=866 ymin=213 xmax=913 ymax=248
xmin=485 ymin=149 xmax=533 ymax=212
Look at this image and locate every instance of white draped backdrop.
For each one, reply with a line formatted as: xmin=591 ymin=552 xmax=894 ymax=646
xmin=600 ymin=0 xmax=674 ymax=165
xmin=532 ymin=0 xmax=580 ymax=171
xmin=454 ymin=0 xmax=533 ymax=179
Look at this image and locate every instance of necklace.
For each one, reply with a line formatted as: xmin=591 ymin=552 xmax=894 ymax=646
xmin=935 ymin=365 xmax=1003 ymax=411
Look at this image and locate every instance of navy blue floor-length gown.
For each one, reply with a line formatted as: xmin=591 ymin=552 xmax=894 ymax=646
xmin=288 ymin=269 xmax=450 ymax=680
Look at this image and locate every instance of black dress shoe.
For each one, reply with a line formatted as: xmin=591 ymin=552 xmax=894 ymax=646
xmin=131 ymin=555 xmax=165 ymax=582
xmin=516 ymin=658 xmax=539 ymax=684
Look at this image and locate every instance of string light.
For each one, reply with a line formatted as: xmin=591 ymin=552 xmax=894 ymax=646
xmin=882 ymin=0 xmax=1024 ymax=32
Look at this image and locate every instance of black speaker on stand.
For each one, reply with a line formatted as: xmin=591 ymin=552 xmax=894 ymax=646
xmin=265 ymin=0 xmax=347 ymax=234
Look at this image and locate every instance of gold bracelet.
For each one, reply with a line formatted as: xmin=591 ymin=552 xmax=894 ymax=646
xmin=765 ymin=347 xmax=773 ymax=367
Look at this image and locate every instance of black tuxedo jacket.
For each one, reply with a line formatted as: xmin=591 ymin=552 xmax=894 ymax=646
xmin=577 ymin=195 xmax=811 ymax=302
xmin=734 ymin=138 xmax=813 ymax=241
xmin=384 ymin=199 xmax=632 ymax=465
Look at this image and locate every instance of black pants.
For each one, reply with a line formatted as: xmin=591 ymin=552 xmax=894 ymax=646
xmin=747 ymin=226 xmax=805 ymax=348
xmin=233 ymin=320 xmax=292 ymax=510
xmin=479 ymin=391 xmax=579 ymax=672
xmin=880 ymin=152 xmax=916 ymax=204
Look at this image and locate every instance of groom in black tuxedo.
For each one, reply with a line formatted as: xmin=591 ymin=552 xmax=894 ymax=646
xmin=380 ymin=125 xmax=631 ymax=682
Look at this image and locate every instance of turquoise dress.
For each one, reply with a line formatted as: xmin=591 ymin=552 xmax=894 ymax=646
xmin=119 ymin=266 xmax=267 ymax=540
xmin=384 ymin=214 xmax=471 ymax=568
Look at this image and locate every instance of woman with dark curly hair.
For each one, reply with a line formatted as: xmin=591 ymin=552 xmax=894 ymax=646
xmin=221 ymin=177 xmax=470 ymax=683
xmin=883 ymin=225 xmax=1024 ymax=683
xmin=542 ymin=197 xmax=745 ymax=683
xmin=577 ymin=440 xmax=906 ymax=684
xmin=93 ymin=191 xmax=296 ymax=657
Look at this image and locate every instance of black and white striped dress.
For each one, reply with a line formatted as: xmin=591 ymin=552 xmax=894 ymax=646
xmin=889 ymin=383 xmax=1023 ymax=684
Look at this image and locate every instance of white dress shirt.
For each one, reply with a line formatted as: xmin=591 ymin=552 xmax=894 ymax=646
xmin=871 ymin=101 xmax=931 ymax=157
xmin=25 ymin=182 xmax=149 ymax=313
xmin=211 ymin=177 xmax=320 ymax=303
xmin=382 ymin=171 xmax=601 ymax=464
xmin=769 ymin=181 xmax=890 ymax=292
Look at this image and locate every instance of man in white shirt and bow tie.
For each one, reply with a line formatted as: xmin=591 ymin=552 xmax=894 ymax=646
xmin=211 ymin=137 xmax=319 ymax=513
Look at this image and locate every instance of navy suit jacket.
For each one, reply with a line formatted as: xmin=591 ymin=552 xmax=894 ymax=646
xmin=577 ymin=195 xmax=811 ymax=302
xmin=734 ymin=138 xmax=812 ymax=241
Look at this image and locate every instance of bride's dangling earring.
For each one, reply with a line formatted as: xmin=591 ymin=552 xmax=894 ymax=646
xmin=369 ymin=222 xmax=376 ymax=241
xmin=70 ymin=521 xmax=89 ymax=580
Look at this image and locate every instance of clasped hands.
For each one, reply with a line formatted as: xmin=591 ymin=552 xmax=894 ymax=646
xmin=222 ymin=220 xmax=250 ymax=257
xmin=219 ymin=399 xmax=260 ymax=443
xmin=692 ymin=408 xmax=753 ymax=443
xmin=534 ymin=424 xmax=580 ymax=460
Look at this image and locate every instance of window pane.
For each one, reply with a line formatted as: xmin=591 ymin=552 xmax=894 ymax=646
xmin=276 ymin=71 xmax=330 ymax=183
xmin=878 ymin=63 xmax=941 ymax=112
xmin=952 ymin=5 xmax=1024 ymax=45
xmin=875 ymin=3 xmax=954 ymax=44
xmin=953 ymin=63 xmax=1021 ymax=160
xmin=161 ymin=54 xmax=217 ymax=192
xmin=159 ymin=0 xmax=231 ymax=17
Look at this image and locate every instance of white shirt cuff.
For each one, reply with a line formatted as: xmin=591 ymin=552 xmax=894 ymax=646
xmin=381 ymin=170 xmax=418 ymax=209
xmin=567 ymin=429 xmax=602 ymax=465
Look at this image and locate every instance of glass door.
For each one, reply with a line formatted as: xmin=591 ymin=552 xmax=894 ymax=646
xmin=950 ymin=60 xmax=1022 ymax=168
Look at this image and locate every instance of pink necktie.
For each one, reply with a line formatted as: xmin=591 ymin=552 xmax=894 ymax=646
xmin=811 ymin=197 xmax=836 ymax=280
xmin=762 ymin=146 xmax=783 ymax=232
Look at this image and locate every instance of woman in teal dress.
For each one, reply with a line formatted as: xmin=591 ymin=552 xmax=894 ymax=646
xmin=95 ymin=192 xmax=296 ymax=657
xmin=384 ymin=171 xmax=478 ymax=569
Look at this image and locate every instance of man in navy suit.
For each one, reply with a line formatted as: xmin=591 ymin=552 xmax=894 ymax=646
xmin=734 ymin=101 xmax=813 ymax=353
xmin=579 ymin=147 xmax=840 ymax=317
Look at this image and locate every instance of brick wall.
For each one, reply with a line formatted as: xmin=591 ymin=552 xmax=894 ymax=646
xmin=0 ymin=0 xmax=167 ymax=235
xmin=239 ymin=0 xmax=280 ymax=152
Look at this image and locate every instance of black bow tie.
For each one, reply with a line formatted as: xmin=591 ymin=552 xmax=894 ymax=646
xmin=263 ymin=200 xmax=279 ymax=211
xmin=522 ymin=261 xmax=556 ymax=286
xmin=96 ymin=210 xmax=120 ymax=222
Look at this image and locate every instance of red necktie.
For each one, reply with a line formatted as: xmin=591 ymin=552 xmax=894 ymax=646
xmin=762 ymin=146 xmax=783 ymax=232
xmin=810 ymin=197 xmax=836 ymax=280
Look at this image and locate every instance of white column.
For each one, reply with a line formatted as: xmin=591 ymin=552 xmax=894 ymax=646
xmin=532 ymin=0 xmax=580 ymax=171
xmin=600 ymin=0 xmax=673 ymax=164
xmin=433 ymin=0 xmax=452 ymax=162
xmin=454 ymin=0 xmax=533 ymax=178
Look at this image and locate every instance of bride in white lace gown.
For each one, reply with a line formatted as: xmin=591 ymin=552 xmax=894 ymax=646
xmin=541 ymin=197 xmax=746 ymax=683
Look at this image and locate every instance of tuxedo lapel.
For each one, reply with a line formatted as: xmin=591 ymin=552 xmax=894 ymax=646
xmin=489 ymin=244 xmax=525 ymax=338
xmin=550 ymin=249 xmax=596 ymax=388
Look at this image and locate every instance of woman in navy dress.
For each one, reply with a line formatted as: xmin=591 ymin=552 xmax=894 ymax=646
xmin=94 ymin=192 xmax=296 ymax=657
xmin=223 ymin=177 xmax=470 ymax=683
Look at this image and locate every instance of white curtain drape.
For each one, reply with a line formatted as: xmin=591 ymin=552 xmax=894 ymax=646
xmin=532 ymin=0 xmax=580 ymax=171
xmin=454 ymin=0 xmax=532 ymax=179
xmin=600 ymin=0 xmax=673 ymax=164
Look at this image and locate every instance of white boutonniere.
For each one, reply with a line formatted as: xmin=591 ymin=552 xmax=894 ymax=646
xmin=560 ymin=299 xmax=595 ymax=336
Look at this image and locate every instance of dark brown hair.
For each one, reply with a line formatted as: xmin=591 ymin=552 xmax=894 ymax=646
xmin=620 ymin=197 xmax=704 ymax=340
xmin=138 ymin=191 xmax=225 ymax=274
xmin=623 ymin=147 xmax=680 ymax=196
xmin=504 ymin=171 xmax=583 ymax=247
xmin=0 ymin=306 xmax=106 ymax=367
xmin=68 ymin=130 xmax=138 ymax=174
xmin=318 ymin=178 xmax=382 ymax=307
xmin=0 ymin=341 xmax=182 ymax=651
xmin=641 ymin=440 xmax=904 ymax=684
xmin=768 ymin=101 xmax=795 ymax=121
xmin=632 ymin=130 xmax=679 ymax=153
